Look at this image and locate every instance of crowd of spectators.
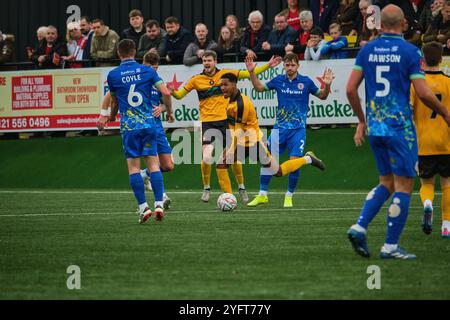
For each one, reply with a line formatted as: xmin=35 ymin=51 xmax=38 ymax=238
xmin=1 ymin=0 xmax=450 ymax=70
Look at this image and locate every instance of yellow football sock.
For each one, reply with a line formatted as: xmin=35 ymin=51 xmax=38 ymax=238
xmin=201 ymin=161 xmax=211 ymax=188
xmin=216 ymin=168 xmax=233 ymax=193
xmin=442 ymin=186 xmax=450 ymax=222
xmin=279 ymin=158 xmax=307 ymax=176
xmin=231 ymin=163 xmax=244 ymax=186
xmin=419 ymin=183 xmax=435 ymax=204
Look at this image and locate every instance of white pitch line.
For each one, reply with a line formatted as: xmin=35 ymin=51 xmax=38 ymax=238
xmin=0 ymin=190 xmax=438 ymax=195
xmin=0 ymin=206 xmax=434 ymax=218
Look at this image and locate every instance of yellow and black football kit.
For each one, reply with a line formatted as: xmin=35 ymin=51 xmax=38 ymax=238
xmin=225 ymin=91 xmax=270 ymax=164
xmin=411 ymin=71 xmax=450 ymax=178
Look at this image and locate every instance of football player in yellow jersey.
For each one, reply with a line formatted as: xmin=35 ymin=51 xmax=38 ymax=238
xmin=168 ymin=50 xmax=282 ymax=203
xmin=411 ymin=42 xmax=450 ymax=238
xmin=215 ymin=72 xmax=326 ymax=195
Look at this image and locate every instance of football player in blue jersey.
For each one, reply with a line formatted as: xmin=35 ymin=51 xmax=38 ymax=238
xmin=97 ymin=39 xmax=175 ymax=224
xmin=138 ymin=52 xmax=174 ymax=210
xmin=245 ymin=52 xmax=334 ymax=208
xmin=346 ymin=4 xmax=450 ymax=259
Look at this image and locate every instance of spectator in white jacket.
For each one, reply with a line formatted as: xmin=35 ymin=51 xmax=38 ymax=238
xmin=304 ymin=27 xmax=327 ymax=61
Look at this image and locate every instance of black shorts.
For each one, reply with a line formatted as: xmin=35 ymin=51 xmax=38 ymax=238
xmin=201 ymin=120 xmax=230 ymax=147
xmin=418 ymin=155 xmax=450 ymax=179
xmin=220 ymin=141 xmax=272 ymax=166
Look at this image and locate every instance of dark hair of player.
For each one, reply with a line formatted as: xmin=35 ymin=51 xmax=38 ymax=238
xmin=221 ymin=73 xmax=238 ymax=84
xmin=118 ymin=39 xmax=136 ymax=57
xmin=129 ymin=9 xmax=143 ymax=18
xmin=143 ymin=52 xmax=160 ymax=65
xmin=146 ymin=19 xmax=160 ymax=29
xmin=422 ymin=42 xmax=443 ymax=67
xmin=283 ymin=52 xmax=299 ymax=64
xmin=165 ymin=16 xmax=179 ymax=25
xmin=203 ymin=50 xmax=217 ymax=60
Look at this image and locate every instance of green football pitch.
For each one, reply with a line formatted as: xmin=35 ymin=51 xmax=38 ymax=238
xmin=1 ymin=189 xmax=449 ymax=299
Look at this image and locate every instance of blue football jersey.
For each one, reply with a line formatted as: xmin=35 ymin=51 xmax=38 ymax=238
xmin=107 ymin=59 xmax=163 ymax=132
xmin=265 ymin=74 xmax=320 ymax=129
xmin=150 ymin=86 xmax=163 ymax=127
xmin=354 ymin=33 xmax=425 ymax=138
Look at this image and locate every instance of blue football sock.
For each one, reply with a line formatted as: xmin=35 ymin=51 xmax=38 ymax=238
xmin=260 ymin=175 xmax=273 ymax=192
xmin=385 ymin=192 xmax=411 ymax=245
xmin=287 ymin=170 xmax=300 ymax=193
xmin=357 ymin=185 xmax=391 ymax=229
xmin=129 ymin=173 xmax=146 ymax=205
xmin=150 ymin=171 xmax=164 ymax=202
xmin=145 ymin=168 xmax=151 ymax=178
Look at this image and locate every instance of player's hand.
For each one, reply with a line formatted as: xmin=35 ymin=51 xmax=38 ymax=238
xmin=268 ymin=55 xmax=282 ymax=68
xmin=152 ymin=106 xmax=162 ymax=118
xmin=262 ymin=41 xmax=270 ymax=51
xmin=245 ymin=55 xmax=257 ymax=73
xmin=166 ymin=112 xmax=175 ymax=123
xmin=321 ymin=68 xmax=335 ymax=86
xmin=354 ymin=122 xmax=366 ymax=147
xmin=96 ymin=115 xmax=109 ymax=131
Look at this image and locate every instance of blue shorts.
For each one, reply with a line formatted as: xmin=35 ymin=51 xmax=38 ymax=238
xmin=268 ymin=127 xmax=306 ymax=157
xmin=121 ymin=127 xmax=158 ymax=159
xmin=369 ymin=135 xmax=418 ymax=177
xmin=155 ymin=125 xmax=172 ymax=155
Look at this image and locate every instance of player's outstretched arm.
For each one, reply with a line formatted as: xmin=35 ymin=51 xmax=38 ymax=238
xmin=238 ymin=55 xmax=283 ymax=80
xmin=412 ymin=78 xmax=450 ymax=127
xmin=245 ymin=55 xmax=267 ymax=92
xmin=315 ymin=68 xmax=335 ymax=100
xmin=156 ymin=82 xmax=175 ymax=123
xmin=346 ymin=69 xmax=366 ymax=147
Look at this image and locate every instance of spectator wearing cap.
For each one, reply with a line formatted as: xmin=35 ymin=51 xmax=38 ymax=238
xmin=137 ymin=20 xmax=167 ymax=58
xmin=80 ymin=16 xmax=94 ymax=60
xmin=63 ymin=22 xmax=88 ymax=68
xmin=311 ymin=0 xmax=340 ymax=34
xmin=216 ymin=26 xmax=241 ymax=62
xmin=240 ymin=10 xmax=272 ymax=60
xmin=262 ymin=14 xmax=296 ymax=56
xmin=163 ymin=16 xmax=195 ymax=64
xmin=0 ymin=31 xmax=16 ymax=70
xmin=183 ymin=23 xmax=218 ymax=66
xmin=32 ymin=25 xmax=68 ymax=69
xmin=121 ymin=9 xmax=146 ymax=48
xmin=285 ymin=10 xmax=314 ymax=59
xmin=90 ymin=19 xmax=120 ymax=66
xmin=304 ymin=27 xmax=327 ymax=61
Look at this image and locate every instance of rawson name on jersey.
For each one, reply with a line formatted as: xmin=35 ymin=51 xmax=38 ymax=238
xmin=368 ymin=46 xmax=401 ymax=63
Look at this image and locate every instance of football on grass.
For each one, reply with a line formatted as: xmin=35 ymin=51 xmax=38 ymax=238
xmin=217 ymin=193 xmax=237 ymax=212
